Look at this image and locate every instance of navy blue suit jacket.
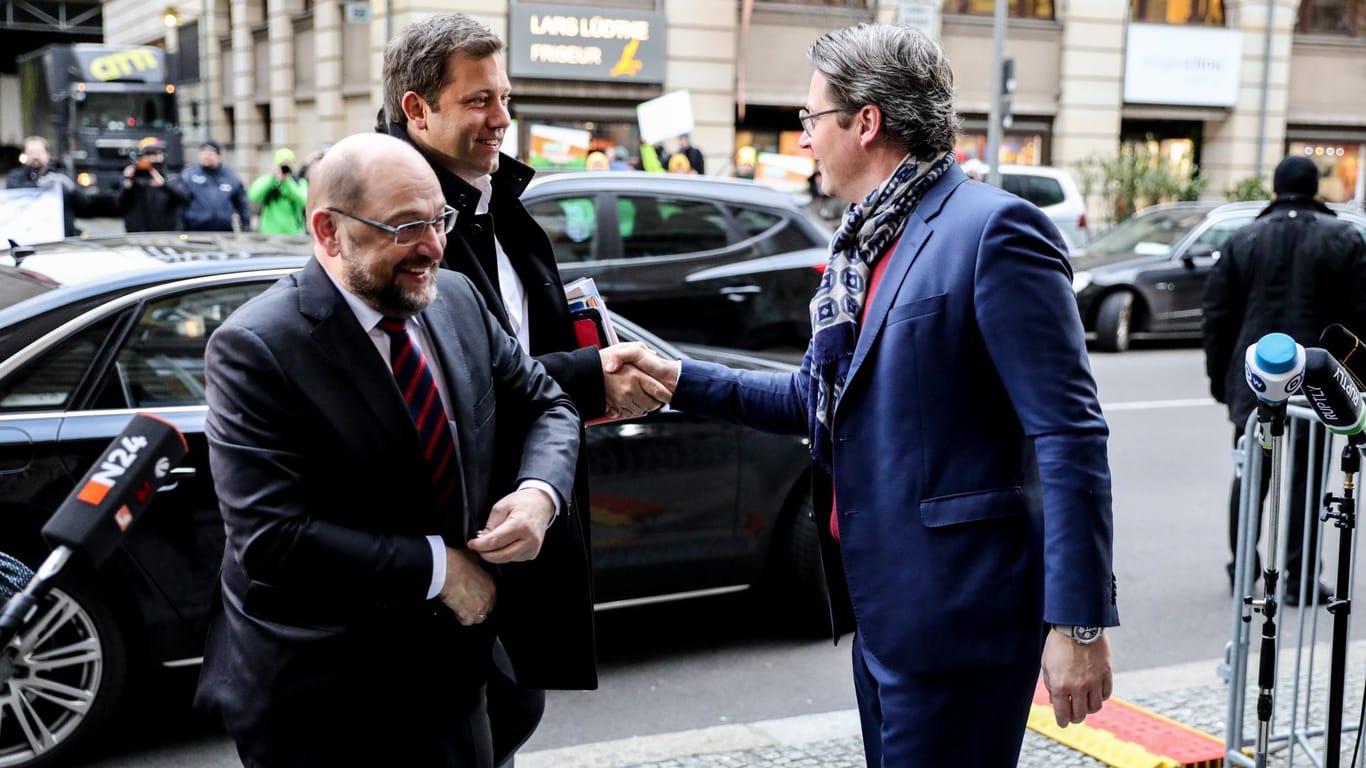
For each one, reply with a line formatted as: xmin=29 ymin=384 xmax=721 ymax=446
xmin=673 ymin=164 xmax=1119 ymax=672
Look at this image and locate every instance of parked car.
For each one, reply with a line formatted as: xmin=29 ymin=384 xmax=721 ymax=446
xmin=0 ymin=234 xmax=834 ymax=768
xmin=1000 ymin=164 xmax=1089 ymax=249
xmin=1071 ymin=201 xmax=1366 ymax=352
xmin=522 ymin=172 xmax=832 ymax=350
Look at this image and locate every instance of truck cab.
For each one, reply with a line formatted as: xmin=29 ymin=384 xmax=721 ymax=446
xmin=18 ymin=45 xmax=183 ymax=213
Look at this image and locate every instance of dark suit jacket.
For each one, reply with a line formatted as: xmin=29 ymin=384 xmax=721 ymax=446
xmin=385 ymin=120 xmax=599 ymax=690
xmin=673 ymin=164 xmax=1119 ymax=675
xmin=195 ymin=259 xmax=579 ymax=765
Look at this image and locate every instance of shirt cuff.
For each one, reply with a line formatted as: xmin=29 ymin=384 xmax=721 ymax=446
xmin=518 ymin=479 xmax=562 ymax=527
xmin=426 ymin=535 xmax=446 ymax=599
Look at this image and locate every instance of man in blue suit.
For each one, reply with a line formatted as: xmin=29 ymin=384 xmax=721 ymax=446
xmin=627 ymin=22 xmax=1118 ymax=766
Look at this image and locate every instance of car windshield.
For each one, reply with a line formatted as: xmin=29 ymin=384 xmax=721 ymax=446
xmin=1071 ymin=208 xmax=1214 ymax=267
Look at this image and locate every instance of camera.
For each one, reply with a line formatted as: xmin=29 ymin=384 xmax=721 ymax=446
xmin=279 ymin=165 xmax=292 ymax=176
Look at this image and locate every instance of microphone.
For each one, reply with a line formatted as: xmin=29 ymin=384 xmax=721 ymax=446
xmin=1245 ymin=332 xmax=1306 ymax=406
xmin=1300 ymin=347 xmax=1366 ymax=439
xmin=40 ymin=413 xmax=188 ymax=566
xmin=0 ymin=413 xmax=187 ymax=646
xmin=1320 ymin=324 xmax=1366 ymax=389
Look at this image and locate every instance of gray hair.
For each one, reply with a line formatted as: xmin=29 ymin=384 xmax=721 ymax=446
xmin=382 ymin=14 xmax=504 ymax=125
xmin=807 ymin=24 xmax=959 ymax=157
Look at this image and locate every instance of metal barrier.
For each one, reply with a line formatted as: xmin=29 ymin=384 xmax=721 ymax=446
xmin=1222 ymin=399 xmax=1361 ymax=767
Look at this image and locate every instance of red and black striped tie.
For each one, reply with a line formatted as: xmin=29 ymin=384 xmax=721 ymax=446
xmin=378 ymin=317 xmax=459 ymax=508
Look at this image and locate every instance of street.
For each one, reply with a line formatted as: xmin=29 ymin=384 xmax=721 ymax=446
xmin=74 ymin=343 xmax=1366 ymax=766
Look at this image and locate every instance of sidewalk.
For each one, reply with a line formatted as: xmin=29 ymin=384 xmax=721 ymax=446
xmin=522 ymin=643 xmax=1366 ymax=768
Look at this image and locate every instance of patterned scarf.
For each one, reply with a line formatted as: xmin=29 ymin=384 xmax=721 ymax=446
xmin=807 ymin=151 xmax=955 ymax=473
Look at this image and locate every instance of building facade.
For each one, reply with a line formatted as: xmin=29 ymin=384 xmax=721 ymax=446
xmin=98 ymin=0 xmax=1365 ymax=205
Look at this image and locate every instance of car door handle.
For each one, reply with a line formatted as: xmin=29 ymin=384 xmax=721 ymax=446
xmin=158 ymin=466 xmax=196 ymax=492
xmin=719 ymin=285 xmax=761 ymax=301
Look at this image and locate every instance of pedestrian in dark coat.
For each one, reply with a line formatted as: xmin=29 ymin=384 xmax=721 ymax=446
xmin=1202 ymin=154 xmax=1366 ymax=603
xmin=119 ymin=138 xmax=189 ymax=232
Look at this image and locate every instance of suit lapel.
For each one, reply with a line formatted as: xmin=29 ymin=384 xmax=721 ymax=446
xmin=841 ymin=166 xmax=967 ymax=395
xmin=843 ymin=219 xmax=931 ymax=389
xmin=297 ymin=260 xmax=413 ymax=439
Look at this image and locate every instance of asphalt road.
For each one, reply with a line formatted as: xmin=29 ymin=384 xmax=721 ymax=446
xmin=70 ymin=343 xmax=1366 ymax=767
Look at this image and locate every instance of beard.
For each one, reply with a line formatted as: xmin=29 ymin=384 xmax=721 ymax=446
xmin=340 ymin=242 xmax=439 ymax=318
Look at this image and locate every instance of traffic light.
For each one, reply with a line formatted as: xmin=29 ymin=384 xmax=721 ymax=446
xmin=1001 ymin=57 xmax=1016 ymax=129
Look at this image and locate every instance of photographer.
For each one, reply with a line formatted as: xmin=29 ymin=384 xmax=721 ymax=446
xmin=248 ymin=147 xmax=308 ymax=235
xmin=118 ymin=137 xmax=188 ymax=233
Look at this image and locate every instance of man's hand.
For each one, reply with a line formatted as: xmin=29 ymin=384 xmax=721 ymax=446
xmin=438 ymin=548 xmax=496 ymax=625
xmin=1040 ymin=630 xmax=1112 ymax=727
xmin=600 ymin=342 xmax=673 ymax=418
xmin=148 ymin=168 xmax=165 ymax=187
xmin=620 ymin=346 xmax=681 ymax=398
xmin=466 ymin=487 xmax=555 ymax=564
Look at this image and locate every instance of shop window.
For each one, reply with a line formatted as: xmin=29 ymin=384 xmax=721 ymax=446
xmin=943 ymin=0 xmax=1054 ymax=18
xmin=1297 ymin=0 xmax=1363 ymax=35
xmin=1130 ymin=0 xmax=1224 ymax=25
xmin=955 ymin=131 xmax=1044 ymax=165
xmin=1286 ymin=142 xmax=1362 ymax=203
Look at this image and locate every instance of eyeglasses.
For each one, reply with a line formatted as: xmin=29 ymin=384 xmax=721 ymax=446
xmin=798 ymin=107 xmax=847 ymax=135
xmin=327 ymin=205 xmax=458 ymax=245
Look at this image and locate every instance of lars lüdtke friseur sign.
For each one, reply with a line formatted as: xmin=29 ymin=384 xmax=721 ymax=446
xmin=508 ymin=3 xmax=666 ymax=85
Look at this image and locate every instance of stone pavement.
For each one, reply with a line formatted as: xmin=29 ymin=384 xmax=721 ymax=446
xmin=522 ymin=641 xmax=1366 ymax=768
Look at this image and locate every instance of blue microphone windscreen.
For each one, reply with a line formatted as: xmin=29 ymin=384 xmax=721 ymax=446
xmin=1256 ymin=333 xmax=1298 ymax=374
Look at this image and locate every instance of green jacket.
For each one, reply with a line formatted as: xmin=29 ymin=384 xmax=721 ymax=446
xmin=248 ymin=173 xmax=308 ymax=235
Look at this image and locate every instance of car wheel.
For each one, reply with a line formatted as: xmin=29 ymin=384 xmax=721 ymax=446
xmin=0 ymin=576 xmax=128 ymax=768
xmin=1094 ymin=291 xmax=1135 ymax=353
xmin=764 ymin=491 xmax=847 ymax=636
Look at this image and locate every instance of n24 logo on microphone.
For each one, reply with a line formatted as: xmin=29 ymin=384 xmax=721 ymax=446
xmin=75 ymin=435 xmax=151 ymax=506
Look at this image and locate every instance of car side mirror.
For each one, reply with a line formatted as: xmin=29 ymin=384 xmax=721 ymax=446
xmin=1183 ymin=243 xmax=1217 ymax=267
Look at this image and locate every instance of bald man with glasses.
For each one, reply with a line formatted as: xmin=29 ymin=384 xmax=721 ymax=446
xmin=196 ymin=132 xmax=581 ymax=768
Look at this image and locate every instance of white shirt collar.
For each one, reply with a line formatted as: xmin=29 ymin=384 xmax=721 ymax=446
xmin=471 ymin=174 xmax=493 ymax=215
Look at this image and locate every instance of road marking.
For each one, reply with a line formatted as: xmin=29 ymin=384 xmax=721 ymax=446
xmin=1103 ymin=397 xmax=1218 ymax=412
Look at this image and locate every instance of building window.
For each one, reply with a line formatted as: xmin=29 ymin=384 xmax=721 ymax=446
xmin=1297 ymin=0 xmax=1363 ymax=35
xmin=943 ymin=0 xmax=1054 ymax=19
xmin=1287 ymin=141 xmax=1362 ymax=202
xmin=1130 ymin=0 xmax=1224 ymax=25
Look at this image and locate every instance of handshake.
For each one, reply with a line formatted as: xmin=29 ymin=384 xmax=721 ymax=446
xmin=598 ymin=342 xmax=681 ymax=420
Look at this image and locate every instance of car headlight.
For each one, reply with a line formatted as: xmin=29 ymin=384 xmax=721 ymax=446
xmin=1072 ymin=271 xmax=1092 ymax=294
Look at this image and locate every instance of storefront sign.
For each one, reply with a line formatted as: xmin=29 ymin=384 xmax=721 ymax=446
xmin=1124 ymin=24 xmax=1241 ymax=108
xmin=509 ymin=3 xmax=666 ymax=84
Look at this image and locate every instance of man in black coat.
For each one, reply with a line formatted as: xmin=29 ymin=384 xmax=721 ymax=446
xmin=1202 ymin=155 xmax=1366 ymax=605
xmin=380 ymin=13 xmax=670 ymax=766
xmin=119 ymin=138 xmax=189 ymax=232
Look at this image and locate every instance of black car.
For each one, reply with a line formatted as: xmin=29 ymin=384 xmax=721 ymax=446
xmin=523 ymin=172 xmax=832 ymax=350
xmin=1071 ymin=201 xmax=1366 ymax=352
xmin=0 ymin=234 xmax=828 ymax=768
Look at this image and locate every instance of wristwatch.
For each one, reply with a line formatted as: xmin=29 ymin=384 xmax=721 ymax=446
xmin=1052 ymin=624 xmax=1105 ymax=645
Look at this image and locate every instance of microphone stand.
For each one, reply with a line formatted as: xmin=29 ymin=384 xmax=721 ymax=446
xmin=1320 ymin=435 xmax=1362 ymax=768
xmin=1246 ymin=401 xmax=1288 ymax=768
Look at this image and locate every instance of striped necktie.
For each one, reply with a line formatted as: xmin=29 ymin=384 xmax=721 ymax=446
xmin=377 ymin=317 xmax=459 ymax=508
